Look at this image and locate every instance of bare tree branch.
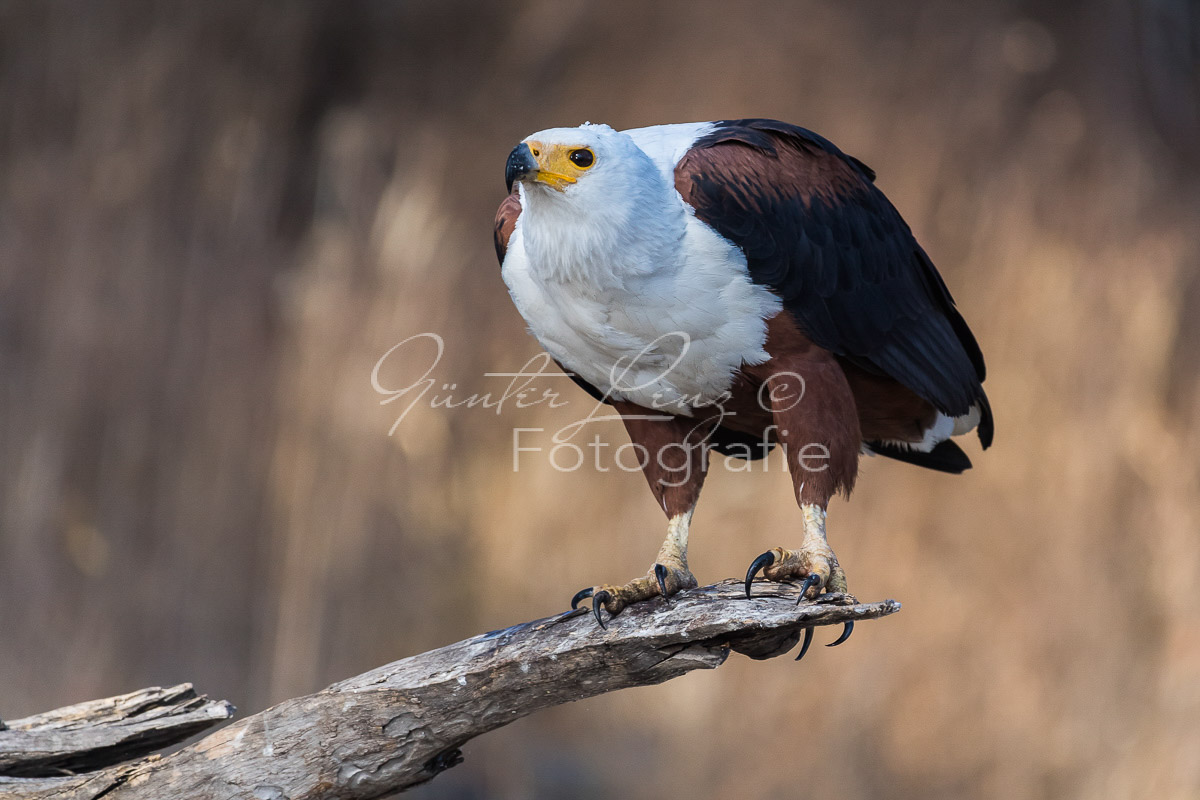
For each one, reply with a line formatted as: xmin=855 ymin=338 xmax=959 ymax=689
xmin=1 ymin=581 xmax=899 ymax=799
xmin=0 ymin=684 xmax=234 ymax=778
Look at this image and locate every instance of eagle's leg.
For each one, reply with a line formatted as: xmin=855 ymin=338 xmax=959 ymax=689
xmin=741 ymin=345 xmax=862 ymax=651
xmin=572 ymin=404 xmax=708 ymax=627
xmin=745 ymin=504 xmax=850 ymax=599
xmin=576 ymin=509 xmax=699 ymax=627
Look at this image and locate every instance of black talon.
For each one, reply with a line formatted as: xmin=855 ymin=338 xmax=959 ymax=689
xmin=744 ymin=551 xmax=776 ymax=598
xmin=592 ymin=589 xmax=611 ymax=629
xmin=827 ymin=621 xmax=854 ymax=647
xmin=654 ymin=564 xmax=670 ymax=603
xmin=795 ymin=573 xmax=821 ymax=605
xmin=794 ymin=626 xmax=814 ymax=662
xmin=570 ymin=587 xmax=594 ymax=610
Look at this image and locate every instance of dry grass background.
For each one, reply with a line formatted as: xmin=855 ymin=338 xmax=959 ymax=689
xmin=1 ymin=1 xmax=1198 ymax=798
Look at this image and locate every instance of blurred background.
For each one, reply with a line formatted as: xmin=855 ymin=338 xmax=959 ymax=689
xmin=1 ymin=1 xmax=1198 ymax=798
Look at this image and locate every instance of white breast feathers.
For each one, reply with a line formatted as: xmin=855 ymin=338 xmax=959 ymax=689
xmin=501 ymin=123 xmax=782 ymax=415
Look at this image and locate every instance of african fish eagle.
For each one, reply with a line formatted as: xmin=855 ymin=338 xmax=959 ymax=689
xmin=494 ymin=119 xmax=992 ymax=654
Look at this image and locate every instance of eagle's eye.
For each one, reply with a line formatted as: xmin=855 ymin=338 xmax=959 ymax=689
xmin=569 ymin=148 xmax=595 ymax=169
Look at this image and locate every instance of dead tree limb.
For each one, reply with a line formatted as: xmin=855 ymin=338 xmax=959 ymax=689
xmin=0 ymin=684 xmax=235 ymax=779
xmin=0 ymin=580 xmax=899 ymax=799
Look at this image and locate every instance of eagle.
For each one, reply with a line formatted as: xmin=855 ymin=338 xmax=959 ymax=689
xmin=494 ymin=119 xmax=992 ymax=656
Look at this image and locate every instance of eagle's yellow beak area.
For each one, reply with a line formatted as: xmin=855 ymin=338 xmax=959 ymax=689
xmin=524 ymin=141 xmax=580 ymax=192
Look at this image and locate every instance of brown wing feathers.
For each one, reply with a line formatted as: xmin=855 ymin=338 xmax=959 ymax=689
xmin=493 ymin=191 xmax=521 ymax=263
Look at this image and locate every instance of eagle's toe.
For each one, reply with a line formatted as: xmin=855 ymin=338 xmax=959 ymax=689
xmin=743 ymin=543 xmax=855 ymax=657
xmin=571 ymin=561 xmax=696 ymax=627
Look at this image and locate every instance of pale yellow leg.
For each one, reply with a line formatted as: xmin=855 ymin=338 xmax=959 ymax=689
xmin=757 ymin=504 xmax=850 ymax=598
xmin=591 ymin=509 xmax=699 ymax=619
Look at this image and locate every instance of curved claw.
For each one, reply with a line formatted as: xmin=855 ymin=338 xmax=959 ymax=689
xmin=795 ymin=573 xmax=821 ymax=605
xmin=826 ymin=621 xmax=854 ymax=647
xmin=570 ymin=587 xmax=594 ymax=610
xmin=654 ymin=564 xmax=670 ymax=603
xmin=794 ymin=626 xmax=814 ymax=662
xmin=592 ymin=589 xmax=611 ymax=629
xmin=744 ymin=551 xmax=776 ymax=598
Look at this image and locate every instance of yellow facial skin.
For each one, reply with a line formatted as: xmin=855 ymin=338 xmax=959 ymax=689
xmin=523 ymin=141 xmax=594 ymax=192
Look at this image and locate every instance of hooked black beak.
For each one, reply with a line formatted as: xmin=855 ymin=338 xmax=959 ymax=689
xmin=505 ymin=142 xmax=538 ymax=192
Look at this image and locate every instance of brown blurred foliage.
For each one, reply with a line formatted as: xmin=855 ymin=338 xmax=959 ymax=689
xmin=1 ymin=1 xmax=1198 ymax=798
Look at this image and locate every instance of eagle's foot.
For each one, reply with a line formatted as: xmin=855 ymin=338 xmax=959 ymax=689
xmin=744 ymin=545 xmax=849 ymax=600
xmin=570 ymin=558 xmax=696 ymax=629
xmin=743 ymin=545 xmax=856 ymax=658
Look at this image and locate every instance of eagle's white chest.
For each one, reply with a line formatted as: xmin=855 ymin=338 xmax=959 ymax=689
xmin=502 ymin=215 xmax=782 ymax=414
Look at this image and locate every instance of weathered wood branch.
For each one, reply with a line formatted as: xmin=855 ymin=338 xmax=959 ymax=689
xmin=0 ymin=684 xmax=235 ymax=778
xmin=1 ymin=581 xmax=899 ymax=799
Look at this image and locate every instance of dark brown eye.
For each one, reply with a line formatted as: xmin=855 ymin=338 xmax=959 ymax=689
xmin=569 ymin=148 xmax=594 ymax=168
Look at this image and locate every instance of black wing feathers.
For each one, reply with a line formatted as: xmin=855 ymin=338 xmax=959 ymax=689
xmin=866 ymin=439 xmax=973 ymax=474
xmin=680 ymin=119 xmax=992 ymax=447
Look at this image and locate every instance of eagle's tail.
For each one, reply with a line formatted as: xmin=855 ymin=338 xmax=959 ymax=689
xmin=865 ymin=438 xmax=973 ymax=474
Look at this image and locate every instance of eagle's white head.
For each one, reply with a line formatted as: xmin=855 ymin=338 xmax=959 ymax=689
xmin=505 ymin=123 xmax=686 ymax=285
